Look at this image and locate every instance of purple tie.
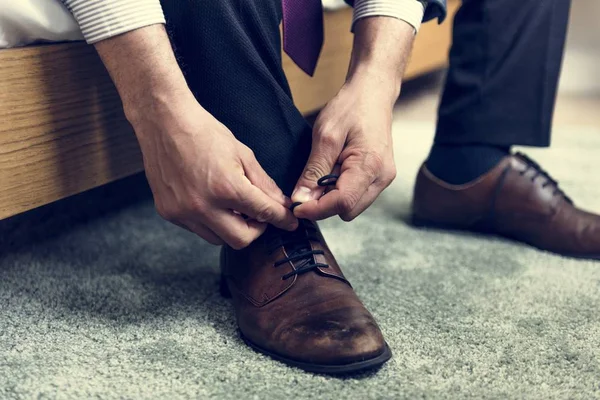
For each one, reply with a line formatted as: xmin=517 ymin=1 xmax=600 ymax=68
xmin=281 ymin=0 xmax=324 ymax=76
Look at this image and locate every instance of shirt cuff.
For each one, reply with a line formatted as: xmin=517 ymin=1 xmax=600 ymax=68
xmin=61 ymin=0 xmax=166 ymax=44
xmin=352 ymin=0 xmax=426 ymax=34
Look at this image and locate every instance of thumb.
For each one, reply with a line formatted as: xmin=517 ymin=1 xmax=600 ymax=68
xmin=292 ymin=132 xmax=342 ymax=204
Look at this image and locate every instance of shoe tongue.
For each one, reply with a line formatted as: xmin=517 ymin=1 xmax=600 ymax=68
xmin=278 ymin=224 xmax=314 ymax=270
xmin=262 ymin=221 xmax=316 ymax=270
xmin=288 ymin=241 xmax=311 ymax=261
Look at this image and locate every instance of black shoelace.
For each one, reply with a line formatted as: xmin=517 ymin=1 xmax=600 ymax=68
xmin=268 ymin=174 xmax=339 ymax=280
xmin=516 ymin=152 xmax=573 ymax=204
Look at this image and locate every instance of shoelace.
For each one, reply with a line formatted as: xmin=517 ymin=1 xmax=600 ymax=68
xmin=516 ymin=152 xmax=573 ymax=204
xmin=268 ymin=174 xmax=339 ymax=280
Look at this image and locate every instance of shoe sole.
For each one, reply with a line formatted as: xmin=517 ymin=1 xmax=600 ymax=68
xmin=411 ymin=215 xmax=600 ymax=261
xmin=241 ymin=333 xmax=393 ymax=375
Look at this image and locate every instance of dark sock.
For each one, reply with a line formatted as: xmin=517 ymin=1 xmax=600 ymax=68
xmin=426 ymin=143 xmax=510 ymax=185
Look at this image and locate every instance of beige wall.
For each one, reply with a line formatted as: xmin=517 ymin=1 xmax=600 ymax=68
xmin=560 ymin=1 xmax=600 ymax=94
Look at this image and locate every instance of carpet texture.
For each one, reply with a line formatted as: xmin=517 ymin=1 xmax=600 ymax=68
xmin=2 ymin=118 xmax=600 ymax=399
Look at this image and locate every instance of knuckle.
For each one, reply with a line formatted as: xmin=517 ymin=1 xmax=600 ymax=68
xmin=155 ymin=203 xmax=176 ymax=221
xmin=364 ymin=152 xmax=385 ymax=177
xmin=229 ymin=241 xmax=244 ymax=251
xmin=318 ymin=131 xmax=339 ymax=149
xmin=338 ymin=192 xmax=359 ymax=215
xmin=315 ymin=120 xmax=336 ymax=137
xmin=242 ymin=146 xmax=256 ymax=160
xmin=187 ymin=198 xmax=208 ymax=217
xmin=383 ymin=165 xmax=397 ymax=184
xmin=210 ymin=180 xmax=239 ymax=202
xmin=263 ymin=176 xmax=279 ymax=192
xmin=303 ymin=159 xmax=331 ymax=181
xmin=230 ymin=234 xmax=253 ymax=250
xmin=255 ymin=204 xmax=275 ymax=223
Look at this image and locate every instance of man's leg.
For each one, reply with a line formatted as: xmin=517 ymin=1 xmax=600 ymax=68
xmin=161 ymin=0 xmax=311 ymax=196
xmin=413 ymin=0 xmax=600 ymax=260
xmin=159 ymin=0 xmax=391 ymax=374
xmin=427 ymin=0 xmax=571 ymax=184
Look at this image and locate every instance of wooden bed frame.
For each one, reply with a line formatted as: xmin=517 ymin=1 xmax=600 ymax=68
xmin=0 ymin=4 xmax=458 ymax=220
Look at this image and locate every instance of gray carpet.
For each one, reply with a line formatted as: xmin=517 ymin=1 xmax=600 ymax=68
xmin=2 ymin=120 xmax=600 ymax=399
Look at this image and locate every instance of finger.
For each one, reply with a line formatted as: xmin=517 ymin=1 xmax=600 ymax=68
xmin=339 ymin=184 xmax=382 ymax=222
xmin=242 ymin=150 xmax=291 ymax=208
xmin=291 ymin=126 xmax=344 ymax=204
xmin=232 ymin=179 xmax=298 ymax=231
xmin=173 ymin=219 xmax=225 ymax=246
xmin=293 ymin=165 xmax=373 ymax=220
xmin=340 ymin=164 xmax=396 ymax=221
xmin=205 ymin=210 xmax=268 ymax=250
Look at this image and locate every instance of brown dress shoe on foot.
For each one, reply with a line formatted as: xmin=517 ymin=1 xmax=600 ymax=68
xmin=412 ymin=152 xmax=600 ymax=259
xmin=220 ymin=220 xmax=391 ymax=374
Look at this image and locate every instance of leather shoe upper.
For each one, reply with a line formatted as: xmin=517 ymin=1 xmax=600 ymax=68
xmin=412 ymin=153 xmax=600 ymax=257
xmin=220 ymin=219 xmax=388 ymax=366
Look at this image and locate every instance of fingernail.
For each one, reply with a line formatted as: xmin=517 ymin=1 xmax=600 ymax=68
xmin=292 ymin=187 xmax=312 ymax=203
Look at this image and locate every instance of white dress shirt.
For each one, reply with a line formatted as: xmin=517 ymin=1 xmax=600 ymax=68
xmin=60 ymin=0 xmax=426 ymax=45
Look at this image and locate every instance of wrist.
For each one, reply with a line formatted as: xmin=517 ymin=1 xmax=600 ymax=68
xmin=92 ymin=25 xmax=196 ymax=131
xmin=347 ymin=17 xmax=415 ymax=104
xmin=345 ymin=63 xmax=402 ymax=104
xmin=123 ymin=82 xmax=195 ymax=128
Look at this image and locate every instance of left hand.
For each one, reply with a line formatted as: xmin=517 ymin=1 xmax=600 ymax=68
xmin=291 ymin=76 xmax=398 ymax=221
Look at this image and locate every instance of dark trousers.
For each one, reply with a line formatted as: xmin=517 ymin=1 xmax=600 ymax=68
xmin=161 ymin=0 xmax=311 ymax=196
xmin=160 ymin=0 xmax=571 ymax=195
xmin=436 ymin=0 xmax=571 ymax=147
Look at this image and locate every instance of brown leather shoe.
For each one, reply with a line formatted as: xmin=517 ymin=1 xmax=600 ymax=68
xmin=412 ymin=152 xmax=600 ymax=259
xmin=220 ymin=219 xmax=391 ymax=374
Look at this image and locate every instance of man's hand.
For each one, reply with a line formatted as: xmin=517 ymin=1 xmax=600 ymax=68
xmin=131 ymin=94 xmax=298 ymax=249
xmin=95 ymin=25 xmax=297 ymax=249
xmin=292 ymin=78 xmax=397 ymax=221
xmin=291 ymin=17 xmax=415 ymax=221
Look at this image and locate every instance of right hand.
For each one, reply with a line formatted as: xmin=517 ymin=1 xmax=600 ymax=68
xmin=128 ymin=93 xmax=298 ymax=249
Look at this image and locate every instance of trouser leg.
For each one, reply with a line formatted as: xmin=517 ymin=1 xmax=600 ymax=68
xmin=160 ymin=0 xmax=311 ymax=195
xmin=435 ymin=0 xmax=571 ymax=147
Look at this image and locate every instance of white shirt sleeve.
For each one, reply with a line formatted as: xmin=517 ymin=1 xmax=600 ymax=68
xmin=352 ymin=0 xmax=427 ymax=33
xmin=60 ymin=0 xmax=166 ymax=44
xmin=60 ymin=0 xmax=424 ymax=44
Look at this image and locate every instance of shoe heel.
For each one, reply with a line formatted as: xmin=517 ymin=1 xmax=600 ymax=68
xmin=219 ymin=275 xmax=232 ymax=298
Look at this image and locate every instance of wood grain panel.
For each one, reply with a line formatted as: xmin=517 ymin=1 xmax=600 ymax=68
xmin=0 ymin=3 xmax=459 ymax=219
xmin=0 ymin=44 xmax=143 ymax=220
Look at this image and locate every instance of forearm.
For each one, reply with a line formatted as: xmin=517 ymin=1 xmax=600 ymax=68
xmin=93 ymin=24 xmax=193 ymax=127
xmin=347 ymin=17 xmax=415 ymax=102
